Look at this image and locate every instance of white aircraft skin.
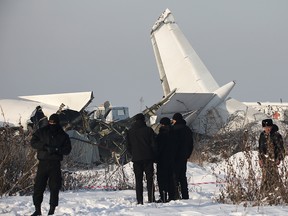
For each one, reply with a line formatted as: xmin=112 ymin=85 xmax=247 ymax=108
xmin=0 ymin=91 xmax=94 ymax=129
xmin=149 ymin=9 xmax=287 ymax=135
xmin=243 ymin=102 xmax=288 ymax=121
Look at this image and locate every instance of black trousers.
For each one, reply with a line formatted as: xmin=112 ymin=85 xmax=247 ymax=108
xmin=175 ymin=160 xmax=189 ymax=199
xmin=33 ymin=160 xmax=62 ymax=207
xmin=133 ymin=160 xmax=155 ymax=204
xmin=157 ymin=163 xmax=176 ymax=201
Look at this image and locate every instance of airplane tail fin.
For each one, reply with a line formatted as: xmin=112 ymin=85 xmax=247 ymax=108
xmin=151 ymin=9 xmax=219 ymax=97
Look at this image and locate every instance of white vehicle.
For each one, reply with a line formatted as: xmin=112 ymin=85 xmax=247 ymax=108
xmin=89 ymin=105 xmax=129 ymax=123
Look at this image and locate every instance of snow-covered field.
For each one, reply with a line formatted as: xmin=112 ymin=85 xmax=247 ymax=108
xmin=1 ymin=152 xmax=288 ymax=216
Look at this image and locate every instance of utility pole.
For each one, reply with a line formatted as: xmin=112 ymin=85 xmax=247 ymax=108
xmin=139 ymin=97 xmax=144 ymax=112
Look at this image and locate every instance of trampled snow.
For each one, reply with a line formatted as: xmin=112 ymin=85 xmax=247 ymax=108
xmin=1 ymin=152 xmax=288 ymax=215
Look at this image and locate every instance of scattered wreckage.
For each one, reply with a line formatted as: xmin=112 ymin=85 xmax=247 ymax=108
xmin=38 ymin=101 xmax=131 ymax=166
xmin=0 ymin=92 xmax=132 ymax=166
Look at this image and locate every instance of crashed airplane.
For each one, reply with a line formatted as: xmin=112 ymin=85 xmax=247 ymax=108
xmin=145 ymin=8 xmax=288 ymax=135
xmin=1 ymin=9 xmax=288 ymax=165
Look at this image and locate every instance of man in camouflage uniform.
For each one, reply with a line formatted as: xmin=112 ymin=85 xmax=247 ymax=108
xmin=258 ymin=119 xmax=285 ymax=201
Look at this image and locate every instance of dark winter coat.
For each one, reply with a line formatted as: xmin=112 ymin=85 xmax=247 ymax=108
xmin=172 ymin=119 xmax=194 ymax=161
xmin=156 ymin=125 xmax=176 ymax=165
xmin=31 ymin=124 xmax=72 ymax=161
xmin=126 ymin=120 xmax=157 ymax=162
xmin=258 ymin=124 xmax=285 ymax=162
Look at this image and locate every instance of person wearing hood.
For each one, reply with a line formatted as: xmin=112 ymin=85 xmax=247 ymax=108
xmin=258 ymin=118 xmax=285 ymax=198
xmin=30 ymin=114 xmax=72 ymax=216
xmin=171 ymin=113 xmax=194 ymax=200
xmin=126 ymin=113 xmax=157 ymax=204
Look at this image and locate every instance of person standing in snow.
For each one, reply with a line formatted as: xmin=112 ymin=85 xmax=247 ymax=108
xmin=30 ymin=114 xmax=72 ymax=216
xmin=171 ymin=113 xmax=194 ymax=199
xmin=156 ymin=117 xmax=177 ymax=202
xmin=126 ymin=113 xmax=157 ymax=204
xmin=258 ymin=119 xmax=285 ymax=198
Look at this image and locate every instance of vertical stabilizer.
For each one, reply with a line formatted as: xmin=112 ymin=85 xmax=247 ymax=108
xmin=151 ymin=9 xmax=219 ymax=97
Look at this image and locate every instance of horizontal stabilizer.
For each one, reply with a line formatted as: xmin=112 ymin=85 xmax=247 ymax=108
xmin=156 ymin=92 xmax=215 ymax=120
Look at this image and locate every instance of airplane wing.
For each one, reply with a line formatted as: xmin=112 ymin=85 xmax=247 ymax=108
xmin=0 ymin=99 xmax=57 ymax=128
xmin=0 ymin=91 xmax=94 ymax=128
xmin=19 ymin=91 xmax=93 ymax=112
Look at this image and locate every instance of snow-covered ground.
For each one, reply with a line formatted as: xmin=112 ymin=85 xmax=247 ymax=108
xmin=2 ymin=190 xmax=288 ymax=216
xmin=1 ymin=152 xmax=288 ymax=216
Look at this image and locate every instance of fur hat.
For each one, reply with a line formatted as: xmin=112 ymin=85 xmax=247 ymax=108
xmin=49 ymin=114 xmax=60 ymax=124
xmin=160 ymin=117 xmax=171 ymax=126
xmin=262 ymin=119 xmax=273 ymax=127
xmin=134 ymin=113 xmax=145 ymax=121
xmin=172 ymin=113 xmax=183 ymax=122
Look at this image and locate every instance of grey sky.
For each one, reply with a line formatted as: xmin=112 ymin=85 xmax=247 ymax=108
xmin=0 ymin=0 xmax=287 ymax=116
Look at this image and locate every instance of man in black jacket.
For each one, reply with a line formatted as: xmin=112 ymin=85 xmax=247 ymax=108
xmin=156 ymin=117 xmax=177 ymax=202
xmin=172 ymin=113 xmax=193 ymax=199
xmin=126 ymin=113 xmax=157 ymax=204
xmin=30 ymin=114 xmax=72 ymax=216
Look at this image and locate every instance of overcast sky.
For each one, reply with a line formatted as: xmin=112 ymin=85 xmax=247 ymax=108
xmin=0 ymin=0 xmax=287 ymax=116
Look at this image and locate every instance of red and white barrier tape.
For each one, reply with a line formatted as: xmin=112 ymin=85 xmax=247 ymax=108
xmin=190 ymin=181 xmax=226 ymax=186
xmin=76 ymin=180 xmax=226 ymax=191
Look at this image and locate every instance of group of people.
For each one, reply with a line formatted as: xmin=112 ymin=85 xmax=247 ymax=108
xmin=29 ymin=111 xmax=194 ymax=215
xmin=29 ymin=111 xmax=286 ymax=214
xmin=126 ymin=115 xmax=287 ymax=204
xmin=126 ymin=112 xmax=194 ymax=204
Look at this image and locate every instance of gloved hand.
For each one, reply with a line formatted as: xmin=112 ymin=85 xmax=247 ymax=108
xmin=44 ymin=145 xmax=59 ymax=155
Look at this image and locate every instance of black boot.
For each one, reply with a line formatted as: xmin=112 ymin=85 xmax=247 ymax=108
xmin=31 ymin=205 xmax=41 ymax=216
xmin=48 ymin=205 xmax=56 ymax=215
